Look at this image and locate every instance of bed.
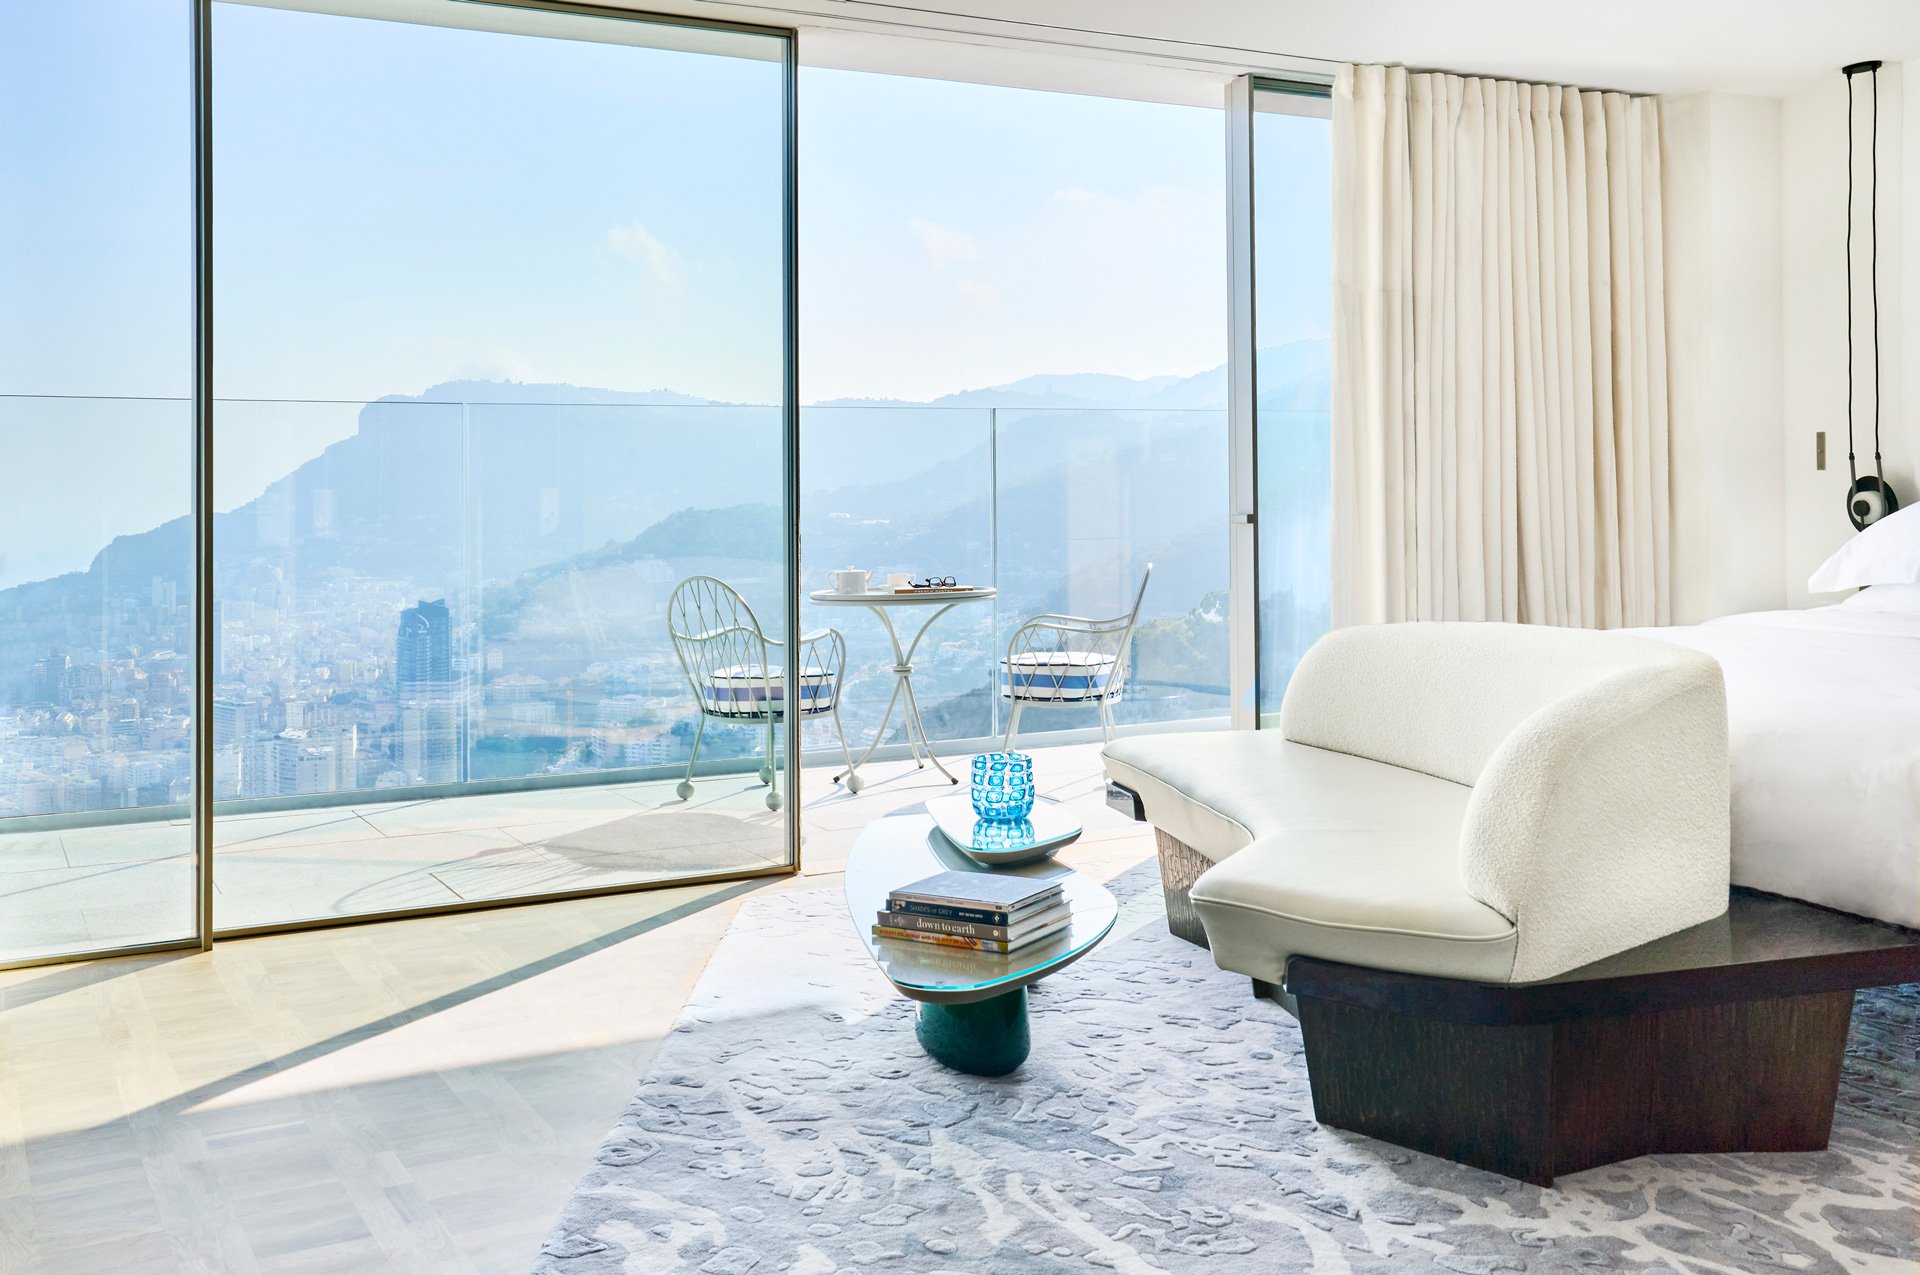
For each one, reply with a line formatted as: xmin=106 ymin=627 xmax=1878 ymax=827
xmin=1635 ymin=588 xmax=1920 ymax=931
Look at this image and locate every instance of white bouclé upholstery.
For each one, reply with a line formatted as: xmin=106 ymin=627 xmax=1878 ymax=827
xmin=1101 ymin=732 xmax=1475 ymax=866
xmin=1104 ymin=622 xmax=1732 ymax=985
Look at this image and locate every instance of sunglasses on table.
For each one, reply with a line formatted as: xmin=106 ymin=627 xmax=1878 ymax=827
xmin=910 ymin=576 xmax=958 ymax=589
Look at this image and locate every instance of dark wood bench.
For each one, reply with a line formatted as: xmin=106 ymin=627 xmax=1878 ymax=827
xmin=1108 ymin=779 xmax=1920 ymax=1185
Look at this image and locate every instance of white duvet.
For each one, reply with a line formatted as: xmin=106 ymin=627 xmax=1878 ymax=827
xmin=1636 ymin=607 xmax=1920 ymax=930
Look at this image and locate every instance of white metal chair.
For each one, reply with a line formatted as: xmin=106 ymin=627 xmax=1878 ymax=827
xmin=1001 ymin=564 xmax=1152 ymax=750
xmin=667 ymin=576 xmax=855 ymax=811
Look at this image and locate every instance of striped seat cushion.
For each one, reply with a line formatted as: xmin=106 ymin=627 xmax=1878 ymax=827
xmin=1002 ymin=651 xmax=1119 ymax=703
xmin=703 ymin=665 xmax=836 ymax=718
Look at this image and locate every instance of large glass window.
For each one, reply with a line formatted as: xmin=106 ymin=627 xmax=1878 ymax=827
xmin=1252 ymin=86 xmax=1333 ymax=721
xmin=1 ymin=12 xmax=1324 ymax=965
xmin=799 ymin=70 xmax=1228 ymax=750
xmin=211 ymin=1 xmax=792 ymax=930
xmin=0 ymin=1 xmax=198 ymax=963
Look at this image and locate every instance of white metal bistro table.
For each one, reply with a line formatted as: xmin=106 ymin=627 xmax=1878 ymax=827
xmin=808 ymin=586 xmax=996 ymax=792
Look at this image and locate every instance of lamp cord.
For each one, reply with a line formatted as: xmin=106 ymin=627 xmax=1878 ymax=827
xmin=1844 ymin=66 xmax=1887 ymax=489
xmin=1872 ymin=65 xmax=1884 ymax=477
xmin=1847 ymin=69 xmax=1858 ymax=486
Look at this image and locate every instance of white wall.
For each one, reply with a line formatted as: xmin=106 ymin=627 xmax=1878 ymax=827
xmin=1781 ymin=64 xmax=1920 ymax=605
xmin=1665 ymin=92 xmax=1788 ymax=622
xmin=1669 ymin=67 xmax=1920 ymax=617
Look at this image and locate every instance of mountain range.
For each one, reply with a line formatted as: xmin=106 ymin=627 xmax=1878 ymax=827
xmin=0 ymin=339 xmax=1331 ymax=718
xmin=813 ymin=337 xmax=1327 ymax=413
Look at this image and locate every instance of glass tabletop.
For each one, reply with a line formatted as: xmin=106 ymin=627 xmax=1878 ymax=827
xmin=844 ymin=815 xmax=1118 ymax=1004
xmin=808 ymin=587 xmax=996 ymax=606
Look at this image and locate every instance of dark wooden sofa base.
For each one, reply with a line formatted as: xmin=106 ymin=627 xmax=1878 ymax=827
xmin=1277 ymin=892 xmax=1920 ymax=1185
xmin=1283 ymin=980 xmax=1852 ymax=1185
xmin=1102 ymin=786 xmax=1920 ymax=1186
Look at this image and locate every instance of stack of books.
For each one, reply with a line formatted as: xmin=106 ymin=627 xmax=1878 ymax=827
xmin=873 ymin=870 xmax=1069 ymax=953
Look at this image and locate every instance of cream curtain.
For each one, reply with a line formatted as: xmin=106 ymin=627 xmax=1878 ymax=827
xmin=1331 ymin=63 xmax=1671 ymax=629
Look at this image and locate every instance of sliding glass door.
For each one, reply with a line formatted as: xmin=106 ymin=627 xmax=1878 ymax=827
xmin=1250 ymin=83 xmax=1333 ymax=721
xmin=206 ymin=1 xmax=795 ymax=932
xmin=0 ymin=2 xmax=201 ymax=964
xmin=798 ymin=71 xmax=1230 ymax=747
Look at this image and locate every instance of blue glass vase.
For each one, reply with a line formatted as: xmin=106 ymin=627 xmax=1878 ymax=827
xmin=971 ymin=752 xmax=1034 ymax=822
xmin=971 ymin=817 xmax=1036 ymax=852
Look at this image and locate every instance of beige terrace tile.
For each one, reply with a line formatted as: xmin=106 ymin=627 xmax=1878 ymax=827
xmin=0 ymin=832 xmax=70 ymax=874
xmin=56 ymin=824 xmax=196 ymax=869
xmin=351 ymin=788 xmax=645 ymax=838
xmin=210 ymin=843 xmax=502 ymax=929
xmin=210 ymin=809 xmax=386 ymax=853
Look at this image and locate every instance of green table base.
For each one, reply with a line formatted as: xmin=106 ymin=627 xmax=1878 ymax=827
xmin=914 ymin=987 xmax=1030 ymax=1076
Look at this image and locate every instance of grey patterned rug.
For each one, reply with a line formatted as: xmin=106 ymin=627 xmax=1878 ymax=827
xmin=535 ymin=867 xmax=1920 ymax=1274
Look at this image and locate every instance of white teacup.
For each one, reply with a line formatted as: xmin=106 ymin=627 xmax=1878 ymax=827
xmin=830 ymin=568 xmax=870 ymax=595
xmin=886 ymin=572 xmax=912 ymax=590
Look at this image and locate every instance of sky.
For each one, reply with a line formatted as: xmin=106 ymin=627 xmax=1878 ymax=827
xmin=1253 ymin=106 xmax=1336 ymax=357
xmin=800 ymin=70 xmax=1230 ymax=403
xmin=0 ymin=0 xmax=1327 ymax=588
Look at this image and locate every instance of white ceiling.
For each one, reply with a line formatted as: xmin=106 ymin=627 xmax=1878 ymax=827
xmin=674 ymin=0 xmax=1920 ymax=97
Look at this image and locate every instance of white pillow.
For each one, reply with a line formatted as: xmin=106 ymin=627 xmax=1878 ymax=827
xmin=1838 ymin=582 xmax=1920 ymax=614
xmin=1807 ymin=501 xmax=1920 ymax=591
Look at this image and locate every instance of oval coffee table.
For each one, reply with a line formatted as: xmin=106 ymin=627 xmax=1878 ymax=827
xmin=844 ymin=814 xmax=1117 ymax=1076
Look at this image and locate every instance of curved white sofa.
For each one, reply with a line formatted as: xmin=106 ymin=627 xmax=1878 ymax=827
xmin=1104 ymin=622 xmax=1731 ymax=985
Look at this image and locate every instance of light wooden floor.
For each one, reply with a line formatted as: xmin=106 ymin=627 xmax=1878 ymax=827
xmin=0 ymin=744 xmax=1159 ymax=1274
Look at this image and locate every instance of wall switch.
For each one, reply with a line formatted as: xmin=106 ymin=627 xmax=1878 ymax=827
xmin=1816 ymin=431 xmax=1827 ymax=471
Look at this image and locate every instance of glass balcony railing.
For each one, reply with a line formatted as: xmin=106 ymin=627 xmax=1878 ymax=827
xmin=213 ymin=394 xmax=790 ymax=804
xmin=0 ymin=396 xmax=1235 ymax=823
xmin=802 ymin=405 xmax=1232 ymax=754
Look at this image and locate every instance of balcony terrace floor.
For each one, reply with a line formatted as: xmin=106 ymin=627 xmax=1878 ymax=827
xmin=0 ymin=739 xmax=1154 ymax=960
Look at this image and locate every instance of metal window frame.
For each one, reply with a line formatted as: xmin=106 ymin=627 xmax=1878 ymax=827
xmin=194 ymin=0 xmax=217 ymax=952
xmin=1225 ymin=72 xmax=1331 ymax=732
xmin=0 ymin=0 xmax=799 ymax=973
xmin=1225 ymin=75 xmax=1258 ymax=731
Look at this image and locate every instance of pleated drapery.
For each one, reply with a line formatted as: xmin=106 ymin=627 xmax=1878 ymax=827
xmin=1331 ymin=64 xmax=1671 ymax=629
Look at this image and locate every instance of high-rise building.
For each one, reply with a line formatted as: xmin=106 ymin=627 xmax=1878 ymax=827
xmin=395 ymin=598 xmax=461 ymax=785
xmin=28 ymin=652 xmax=69 ymax=707
xmin=237 ymin=726 xmax=359 ymax=798
xmin=213 ymin=697 xmax=259 ymax=745
xmin=272 ymin=731 xmax=342 ymax=797
xmin=396 ymin=598 xmax=452 ymax=696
